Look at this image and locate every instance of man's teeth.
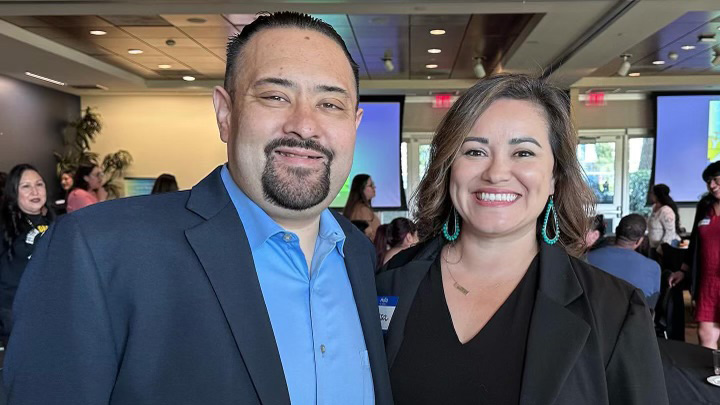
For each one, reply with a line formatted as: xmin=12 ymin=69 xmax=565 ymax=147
xmin=478 ymin=192 xmax=518 ymax=202
xmin=278 ymin=151 xmax=316 ymax=159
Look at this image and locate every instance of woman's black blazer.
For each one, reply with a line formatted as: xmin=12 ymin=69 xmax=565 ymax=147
xmin=376 ymin=237 xmax=669 ymax=405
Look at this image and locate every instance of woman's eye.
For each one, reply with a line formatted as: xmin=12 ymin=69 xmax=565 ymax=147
xmin=464 ymin=149 xmax=486 ymax=157
xmin=514 ymin=150 xmax=535 ymax=158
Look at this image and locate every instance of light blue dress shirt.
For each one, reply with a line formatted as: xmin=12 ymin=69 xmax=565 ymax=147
xmin=220 ymin=166 xmax=374 ymax=405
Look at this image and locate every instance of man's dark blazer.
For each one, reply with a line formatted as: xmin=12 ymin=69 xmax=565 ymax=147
xmin=376 ymin=238 xmax=669 ymax=405
xmin=4 ymin=166 xmax=392 ymax=405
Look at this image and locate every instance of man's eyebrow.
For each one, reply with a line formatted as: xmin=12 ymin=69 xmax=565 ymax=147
xmin=315 ymin=84 xmax=349 ymax=96
xmin=509 ymin=137 xmax=542 ymax=148
xmin=463 ymin=137 xmax=489 ymax=144
xmin=253 ymin=77 xmax=296 ymax=88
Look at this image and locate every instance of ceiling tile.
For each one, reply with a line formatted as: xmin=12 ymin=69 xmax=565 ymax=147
xmin=193 ymin=37 xmax=232 ymax=49
xmin=37 ymin=15 xmax=113 ymax=27
xmin=91 ymin=38 xmax=164 ymax=56
xmin=94 ymin=54 xmax=161 ymax=78
xmin=143 ymin=37 xmax=199 ymax=48
xmin=100 ymin=15 xmax=171 ymax=26
xmin=161 ymin=47 xmax=217 ymax=57
xmin=161 ymin=14 xmax=232 ymax=27
xmin=1 ymin=16 xmax=52 ymax=27
xmin=177 ymin=25 xmax=239 ymax=39
xmin=26 ymin=26 xmax=131 ymax=39
xmin=120 ymin=26 xmax=186 ymax=38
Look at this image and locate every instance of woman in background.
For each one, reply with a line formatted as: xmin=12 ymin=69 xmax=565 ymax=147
xmin=374 ymin=217 xmax=418 ymax=269
xmin=60 ymin=170 xmax=74 ymax=194
xmin=584 ymin=214 xmax=609 ymax=252
xmin=343 ymin=174 xmax=381 ymax=240
xmin=0 ymin=164 xmax=54 ymax=346
xmin=377 ymin=74 xmax=667 ymax=404
xmin=66 ymin=164 xmax=107 ymax=213
xmin=647 ymin=184 xmax=681 ymax=254
xmin=151 ymin=173 xmax=179 ymax=194
xmin=670 ymin=161 xmax=720 ymax=349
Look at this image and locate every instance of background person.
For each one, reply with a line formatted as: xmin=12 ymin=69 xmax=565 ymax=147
xmin=151 ymin=173 xmax=179 ymax=194
xmin=669 ymin=161 xmax=720 ymax=349
xmin=343 ymin=174 xmax=381 ymax=240
xmin=587 ymin=214 xmax=661 ymax=308
xmin=0 ymin=164 xmax=54 ymax=347
xmin=66 ymin=163 xmax=107 ymax=213
xmin=584 ymin=214 xmax=609 ymax=252
xmin=377 ymin=74 xmax=667 ymax=404
xmin=647 ymin=183 xmax=681 ymax=254
xmin=374 ymin=217 xmax=418 ymax=269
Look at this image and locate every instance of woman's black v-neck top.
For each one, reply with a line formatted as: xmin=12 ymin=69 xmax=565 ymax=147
xmin=390 ymin=254 xmax=540 ymax=405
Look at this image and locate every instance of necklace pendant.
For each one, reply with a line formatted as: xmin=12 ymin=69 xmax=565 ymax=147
xmin=453 ymin=282 xmax=470 ymax=295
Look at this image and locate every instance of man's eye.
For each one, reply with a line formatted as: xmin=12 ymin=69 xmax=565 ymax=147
xmin=320 ymin=102 xmax=342 ymax=110
xmin=263 ymin=96 xmax=287 ymax=102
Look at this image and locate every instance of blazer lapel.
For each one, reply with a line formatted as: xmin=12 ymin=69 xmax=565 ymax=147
xmin=185 ymin=167 xmax=290 ymax=405
xmin=519 ymin=244 xmax=590 ymax=405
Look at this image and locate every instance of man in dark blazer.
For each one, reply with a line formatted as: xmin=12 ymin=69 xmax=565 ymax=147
xmin=4 ymin=12 xmax=392 ymax=405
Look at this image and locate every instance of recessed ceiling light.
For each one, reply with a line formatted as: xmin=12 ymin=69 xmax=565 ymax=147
xmin=681 ymin=45 xmax=696 ymax=50
xmin=25 ymin=71 xmax=65 ymax=86
xmin=426 ymin=75 xmax=432 ymax=79
xmin=698 ymin=34 xmax=716 ymax=43
xmin=652 ymin=60 xmax=665 ymax=65
xmin=187 ymin=17 xmax=206 ymax=24
xmin=628 ymin=72 xmax=640 ymax=77
xmin=428 ymin=48 xmax=441 ymax=54
xmin=158 ymin=64 xmax=172 ymax=69
xmin=89 ymin=30 xmax=107 ymax=36
xmin=425 ymin=64 xmax=438 ymax=69
xmin=429 ymin=29 xmax=446 ymax=35
xmin=127 ymin=49 xmax=143 ymax=55
xmin=182 ymin=75 xmax=196 ymax=81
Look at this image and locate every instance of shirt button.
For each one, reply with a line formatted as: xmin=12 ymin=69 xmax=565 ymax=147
xmin=320 ymin=344 xmax=326 ymax=354
xmin=283 ymin=233 xmax=292 ymax=242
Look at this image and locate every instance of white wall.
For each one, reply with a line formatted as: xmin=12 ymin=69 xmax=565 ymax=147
xmin=81 ymin=94 xmax=226 ymax=191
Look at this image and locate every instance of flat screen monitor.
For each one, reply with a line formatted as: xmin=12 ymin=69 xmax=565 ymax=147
xmin=655 ymin=94 xmax=720 ymax=202
xmin=330 ymin=95 xmax=406 ymax=210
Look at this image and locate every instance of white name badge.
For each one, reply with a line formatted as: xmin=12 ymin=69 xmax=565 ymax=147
xmin=25 ymin=228 xmax=40 ymax=245
xmin=378 ymin=296 xmax=398 ymax=334
xmin=699 ymin=218 xmax=711 ymax=227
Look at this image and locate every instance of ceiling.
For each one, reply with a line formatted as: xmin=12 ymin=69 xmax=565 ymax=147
xmin=0 ymin=0 xmax=719 ymax=95
xmin=0 ymin=13 xmax=538 ymax=82
xmin=591 ymin=11 xmax=720 ymax=77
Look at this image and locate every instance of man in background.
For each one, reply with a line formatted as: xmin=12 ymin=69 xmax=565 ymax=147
xmin=588 ymin=213 xmax=661 ymax=307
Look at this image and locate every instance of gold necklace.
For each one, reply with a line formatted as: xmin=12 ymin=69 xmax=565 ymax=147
xmin=442 ymin=246 xmax=470 ymax=295
xmin=445 ymin=265 xmax=470 ymax=295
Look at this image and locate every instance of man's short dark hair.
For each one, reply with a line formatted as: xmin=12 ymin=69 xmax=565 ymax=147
xmin=615 ymin=214 xmax=646 ymax=243
xmin=223 ymin=11 xmax=360 ymax=105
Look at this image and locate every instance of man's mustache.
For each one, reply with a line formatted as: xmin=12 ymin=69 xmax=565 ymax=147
xmin=264 ymin=137 xmax=334 ymax=163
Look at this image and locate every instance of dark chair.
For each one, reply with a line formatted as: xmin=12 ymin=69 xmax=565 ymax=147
xmin=654 ymin=243 xmax=689 ymax=341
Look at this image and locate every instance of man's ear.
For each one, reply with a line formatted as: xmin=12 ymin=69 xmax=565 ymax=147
xmin=213 ymin=86 xmax=233 ymax=144
xmin=355 ymin=107 xmax=364 ymax=130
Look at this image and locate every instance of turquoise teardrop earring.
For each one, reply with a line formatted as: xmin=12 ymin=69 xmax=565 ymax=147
xmin=542 ymin=196 xmax=560 ymax=245
xmin=442 ymin=208 xmax=460 ymax=242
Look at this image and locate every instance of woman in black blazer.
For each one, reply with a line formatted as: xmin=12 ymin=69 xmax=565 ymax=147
xmin=376 ymin=74 xmax=668 ymax=404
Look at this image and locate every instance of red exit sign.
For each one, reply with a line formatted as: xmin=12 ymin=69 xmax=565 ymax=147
xmin=433 ymin=94 xmax=452 ymax=108
xmin=585 ymin=92 xmax=606 ymax=107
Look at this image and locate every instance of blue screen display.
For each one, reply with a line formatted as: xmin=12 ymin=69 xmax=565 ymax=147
xmin=330 ymin=98 xmax=404 ymax=209
xmin=655 ymin=95 xmax=720 ymax=202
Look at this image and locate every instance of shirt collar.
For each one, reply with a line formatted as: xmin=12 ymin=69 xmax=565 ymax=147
xmin=220 ymin=165 xmax=346 ymax=255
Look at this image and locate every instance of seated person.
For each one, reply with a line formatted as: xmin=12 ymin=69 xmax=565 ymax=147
xmin=587 ymin=214 xmax=661 ymax=307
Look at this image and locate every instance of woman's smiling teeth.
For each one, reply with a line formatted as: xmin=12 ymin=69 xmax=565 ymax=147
xmin=477 ymin=192 xmax=519 ymax=202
